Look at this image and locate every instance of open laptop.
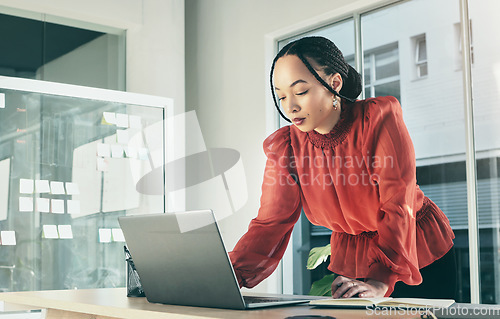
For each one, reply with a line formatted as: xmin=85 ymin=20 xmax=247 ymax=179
xmin=118 ymin=210 xmax=315 ymax=309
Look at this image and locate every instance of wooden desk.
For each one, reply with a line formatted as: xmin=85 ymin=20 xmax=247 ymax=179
xmin=0 ymin=288 xmax=426 ymax=319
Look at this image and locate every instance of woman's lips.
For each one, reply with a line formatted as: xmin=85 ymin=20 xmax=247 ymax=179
xmin=293 ymin=118 xmax=305 ymax=125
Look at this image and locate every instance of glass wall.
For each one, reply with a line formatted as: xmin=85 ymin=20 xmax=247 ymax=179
xmin=0 ymin=79 xmax=166 ymax=291
xmin=0 ymin=9 xmax=125 ymax=91
xmin=278 ymin=0 xmax=497 ymax=302
xmin=469 ymin=0 xmax=500 ymax=304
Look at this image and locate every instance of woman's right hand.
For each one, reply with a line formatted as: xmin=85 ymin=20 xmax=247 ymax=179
xmin=331 ymin=275 xmax=387 ymax=299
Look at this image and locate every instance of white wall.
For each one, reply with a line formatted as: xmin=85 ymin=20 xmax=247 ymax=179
xmin=0 ymin=0 xmax=185 ymax=115
xmin=185 ymin=0 xmax=393 ymax=293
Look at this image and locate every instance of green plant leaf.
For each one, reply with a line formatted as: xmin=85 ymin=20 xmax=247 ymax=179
xmin=309 ymin=273 xmax=336 ymax=296
xmin=306 ymin=244 xmax=331 ymax=270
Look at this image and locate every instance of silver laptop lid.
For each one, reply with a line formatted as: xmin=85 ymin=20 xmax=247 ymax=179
xmin=118 ymin=210 xmax=246 ymax=309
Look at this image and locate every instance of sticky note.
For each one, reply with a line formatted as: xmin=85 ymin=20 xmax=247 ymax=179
xmin=99 ymin=228 xmax=112 ymax=243
xmin=0 ymin=93 xmax=5 ymax=109
xmin=58 ymin=225 xmax=73 ymax=239
xmin=35 ymin=180 xmax=51 ymax=193
xmin=50 ymin=181 xmax=66 ymax=195
xmin=102 ymin=112 xmax=116 ymax=125
xmin=116 ymin=130 xmax=129 ymax=144
xmin=116 ymin=113 xmax=129 ymax=128
xmin=112 ymin=228 xmax=125 ymax=242
xmin=19 ymin=197 xmax=34 ymax=212
xmin=129 ymin=115 xmax=142 ymax=128
xmin=43 ymin=225 xmax=59 ymax=239
xmin=65 ymin=182 xmax=80 ymax=195
xmin=1 ymin=231 xmax=16 ymax=245
xmin=111 ymin=145 xmax=123 ymax=158
xmin=97 ymin=143 xmax=111 ymax=158
xmin=124 ymin=146 xmax=138 ymax=159
xmin=36 ymin=198 xmax=50 ymax=213
xmin=97 ymin=158 xmax=109 ymax=172
xmin=19 ymin=179 xmax=34 ymax=194
xmin=51 ymin=199 xmax=65 ymax=214
xmin=67 ymin=200 xmax=81 ymax=215
xmin=138 ymin=148 xmax=149 ymax=160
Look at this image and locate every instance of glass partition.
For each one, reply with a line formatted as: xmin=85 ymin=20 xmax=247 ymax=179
xmin=469 ymin=0 xmax=500 ymax=304
xmin=0 ymin=77 xmax=169 ymax=291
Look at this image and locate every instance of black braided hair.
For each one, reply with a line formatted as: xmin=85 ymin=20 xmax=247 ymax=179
xmin=270 ymin=36 xmax=362 ymax=122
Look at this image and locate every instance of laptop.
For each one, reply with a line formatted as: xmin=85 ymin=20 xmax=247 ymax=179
xmin=118 ymin=210 xmax=315 ymax=309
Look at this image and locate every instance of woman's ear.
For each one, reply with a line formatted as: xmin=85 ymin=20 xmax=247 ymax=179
xmin=330 ymin=73 xmax=343 ymax=93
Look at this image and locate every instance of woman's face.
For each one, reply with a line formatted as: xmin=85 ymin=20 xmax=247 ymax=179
xmin=274 ymin=54 xmax=341 ymax=134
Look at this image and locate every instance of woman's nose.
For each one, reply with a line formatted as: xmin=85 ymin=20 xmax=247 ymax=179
xmin=283 ymin=97 xmax=299 ymax=114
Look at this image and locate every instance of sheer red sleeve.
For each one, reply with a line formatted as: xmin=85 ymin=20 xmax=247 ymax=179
xmin=228 ymin=126 xmax=302 ymax=288
xmin=363 ymin=96 xmax=422 ymax=296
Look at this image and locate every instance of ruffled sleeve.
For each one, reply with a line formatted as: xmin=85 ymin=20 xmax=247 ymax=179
xmin=228 ymin=126 xmax=302 ymax=288
xmin=363 ymin=96 xmax=422 ymax=295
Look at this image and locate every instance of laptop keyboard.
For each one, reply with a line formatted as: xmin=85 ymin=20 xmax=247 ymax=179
xmin=243 ymin=296 xmax=304 ymax=304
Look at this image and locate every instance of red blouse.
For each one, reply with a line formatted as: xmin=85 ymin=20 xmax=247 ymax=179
xmin=228 ymin=96 xmax=455 ymax=296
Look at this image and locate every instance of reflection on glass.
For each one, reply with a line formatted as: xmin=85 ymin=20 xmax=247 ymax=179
xmin=0 ymin=12 xmax=125 ymax=91
xmin=0 ymin=82 xmax=165 ymax=292
xmin=362 ymin=0 xmax=468 ymax=302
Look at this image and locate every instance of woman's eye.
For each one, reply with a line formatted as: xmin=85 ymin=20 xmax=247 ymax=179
xmin=278 ymin=96 xmax=286 ymax=101
xmin=296 ymin=90 xmax=309 ymax=96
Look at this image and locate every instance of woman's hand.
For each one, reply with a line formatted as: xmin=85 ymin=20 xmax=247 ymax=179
xmin=331 ymin=276 xmax=388 ymax=299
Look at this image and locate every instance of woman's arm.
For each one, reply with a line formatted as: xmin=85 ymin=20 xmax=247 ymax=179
xmin=228 ymin=126 xmax=302 ymax=288
xmin=363 ymin=96 xmax=422 ymax=296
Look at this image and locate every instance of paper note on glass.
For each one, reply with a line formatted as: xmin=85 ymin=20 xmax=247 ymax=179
xmin=129 ymin=115 xmax=142 ymax=128
xmin=97 ymin=157 xmax=109 ymax=172
xmin=116 ymin=130 xmax=129 ymax=144
xmin=58 ymin=225 xmax=73 ymax=239
xmin=19 ymin=197 xmax=34 ymax=212
xmin=43 ymin=225 xmax=59 ymax=239
xmin=124 ymin=146 xmax=138 ymax=159
xmin=115 ymin=113 xmax=129 ymax=128
xmin=112 ymin=228 xmax=125 ymax=242
xmin=1 ymin=231 xmax=16 ymax=245
xmin=19 ymin=179 xmax=34 ymax=194
xmin=35 ymin=180 xmax=51 ymax=193
xmin=50 ymin=181 xmax=66 ymax=195
xmin=65 ymin=182 xmax=80 ymax=195
xmin=51 ymin=199 xmax=65 ymax=214
xmin=36 ymin=198 xmax=50 ymax=213
xmin=111 ymin=145 xmax=124 ymax=158
xmin=97 ymin=143 xmax=111 ymax=158
xmin=102 ymin=112 xmax=116 ymax=125
xmin=99 ymin=228 xmax=112 ymax=243
xmin=138 ymin=148 xmax=149 ymax=160
xmin=67 ymin=200 xmax=81 ymax=215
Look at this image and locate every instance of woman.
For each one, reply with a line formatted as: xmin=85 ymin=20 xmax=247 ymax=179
xmin=228 ymin=36 xmax=456 ymax=299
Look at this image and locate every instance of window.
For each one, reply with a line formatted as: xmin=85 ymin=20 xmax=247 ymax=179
xmin=455 ymin=20 xmax=474 ymax=69
xmin=414 ymin=35 xmax=428 ymax=78
xmin=363 ymin=44 xmax=400 ymax=101
xmin=274 ymin=0 xmax=497 ymax=303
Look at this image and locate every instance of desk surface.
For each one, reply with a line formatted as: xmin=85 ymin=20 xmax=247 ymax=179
xmin=0 ymin=288 xmax=428 ymax=319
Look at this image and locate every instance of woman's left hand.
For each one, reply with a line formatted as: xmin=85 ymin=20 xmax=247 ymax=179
xmin=331 ymin=276 xmax=388 ymax=299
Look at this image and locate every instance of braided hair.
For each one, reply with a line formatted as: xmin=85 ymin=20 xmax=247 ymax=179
xmin=270 ymin=36 xmax=362 ymax=122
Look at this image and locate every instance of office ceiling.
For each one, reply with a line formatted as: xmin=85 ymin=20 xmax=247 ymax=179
xmin=0 ymin=13 xmax=103 ymax=73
